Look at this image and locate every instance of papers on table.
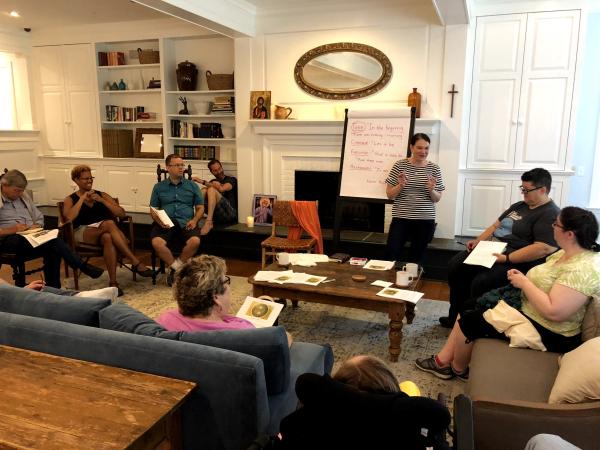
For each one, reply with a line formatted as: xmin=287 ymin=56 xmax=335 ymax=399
xmin=371 ymin=280 xmax=393 ymax=288
xmin=18 ymin=228 xmax=59 ymax=248
xmin=376 ymin=287 xmax=424 ymax=304
xmin=363 ymin=259 xmax=395 ymax=271
xmin=287 ymin=253 xmax=330 ymax=267
xmin=236 ymin=296 xmax=284 ymax=328
xmin=150 ymin=207 xmax=174 ymax=228
xmin=463 ymin=241 xmax=507 ymax=268
xmin=253 ymin=270 xmax=328 ymax=286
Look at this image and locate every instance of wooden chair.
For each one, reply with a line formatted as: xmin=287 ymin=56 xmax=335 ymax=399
xmin=0 ymin=168 xmax=45 ymax=286
xmin=260 ymin=200 xmax=318 ymax=268
xmin=57 ymin=198 xmax=135 ymax=290
xmin=150 ymin=163 xmax=194 ymax=284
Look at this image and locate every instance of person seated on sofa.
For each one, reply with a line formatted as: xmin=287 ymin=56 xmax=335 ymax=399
xmin=0 ymin=276 xmax=118 ymax=301
xmin=157 ymin=255 xmax=293 ymax=344
xmin=62 ymin=165 xmax=154 ymax=296
xmin=275 ymin=355 xmax=451 ymax=450
xmin=416 ymin=206 xmax=600 ymax=381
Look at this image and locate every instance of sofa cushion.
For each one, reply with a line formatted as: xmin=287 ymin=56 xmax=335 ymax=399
xmin=549 ymin=336 xmax=600 ymax=403
xmin=0 ymin=284 xmax=110 ymax=326
xmin=582 ymin=297 xmax=600 ymax=342
xmin=467 ymin=338 xmax=560 ymax=403
xmin=180 ymin=327 xmax=290 ymax=395
xmin=99 ymin=303 xmax=180 ymax=339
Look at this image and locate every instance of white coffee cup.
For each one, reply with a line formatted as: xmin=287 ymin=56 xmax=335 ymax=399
xmin=403 ymin=263 xmax=419 ymax=278
xmin=277 ymin=252 xmax=290 ymax=266
xmin=396 ymin=271 xmax=411 ymax=287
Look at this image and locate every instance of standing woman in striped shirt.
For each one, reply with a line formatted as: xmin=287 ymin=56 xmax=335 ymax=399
xmin=385 ymin=133 xmax=445 ymax=263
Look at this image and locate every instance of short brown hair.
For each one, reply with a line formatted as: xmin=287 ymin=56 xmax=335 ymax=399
xmin=71 ymin=165 xmax=92 ymax=181
xmin=333 ymin=355 xmax=400 ymax=394
xmin=165 ymin=154 xmax=182 ymax=166
xmin=173 ymin=255 xmax=228 ymax=317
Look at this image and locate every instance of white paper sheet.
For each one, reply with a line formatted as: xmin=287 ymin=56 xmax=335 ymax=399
xmin=463 ymin=241 xmax=507 ymax=268
xmin=150 ymin=207 xmax=174 ymax=228
xmin=18 ymin=229 xmax=59 ymax=248
xmin=288 ymin=254 xmax=329 ymax=267
xmin=363 ymin=259 xmax=395 ymax=271
xmin=376 ymin=287 xmax=424 ymax=304
xmin=371 ymin=280 xmax=393 ymax=288
xmin=236 ymin=296 xmax=284 ymax=328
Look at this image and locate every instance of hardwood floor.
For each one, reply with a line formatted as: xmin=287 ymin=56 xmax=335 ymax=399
xmin=0 ymin=252 xmax=450 ymax=301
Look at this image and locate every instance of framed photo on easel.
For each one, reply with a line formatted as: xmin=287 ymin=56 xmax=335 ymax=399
xmin=250 ymin=91 xmax=271 ymax=119
xmin=252 ymin=194 xmax=276 ymax=226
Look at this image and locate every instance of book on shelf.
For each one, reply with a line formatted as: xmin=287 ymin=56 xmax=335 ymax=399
xmin=105 ymin=51 xmax=125 ymax=66
xmin=170 ymin=120 xmax=223 ymax=139
xmin=174 ymin=145 xmax=220 ymax=160
xmin=102 ymin=129 xmax=133 ymax=158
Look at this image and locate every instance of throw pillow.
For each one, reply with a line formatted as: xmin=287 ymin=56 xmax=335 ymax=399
xmin=581 ymin=297 xmax=600 ymax=342
xmin=180 ymin=326 xmax=290 ymax=395
xmin=99 ymin=303 xmax=180 ymax=339
xmin=0 ymin=284 xmax=110 ymax=326
xmin=548 ymin=336 xmax=600 ymax=403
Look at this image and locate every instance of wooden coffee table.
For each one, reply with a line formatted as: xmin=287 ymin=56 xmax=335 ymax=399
xmin=249 ymin=262 xmax=418 ymax=361
xmin=0 ymin=345 xmax=196 ymax=450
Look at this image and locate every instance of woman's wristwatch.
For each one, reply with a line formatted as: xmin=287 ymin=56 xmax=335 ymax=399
xmin=505 ymin=253 xmax=511 ymax=264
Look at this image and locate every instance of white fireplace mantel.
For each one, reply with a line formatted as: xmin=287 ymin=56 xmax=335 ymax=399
xmin=249 ymin=119 xmax=441 ymax=136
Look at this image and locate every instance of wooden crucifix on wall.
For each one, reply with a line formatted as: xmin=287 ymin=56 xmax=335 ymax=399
xmin=448 ymin=84 xmax=459 ymax=118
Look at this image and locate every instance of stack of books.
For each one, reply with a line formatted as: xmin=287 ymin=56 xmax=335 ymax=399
xmin=174 ymin=145 xmax=220 ymax=160
xmin=170 ymin=120 xmax=223 ymax=139
xmin=98 ymin=52 xmax=125 ymax=66
xmin=210 ymin=96 xmax=235 ymax=115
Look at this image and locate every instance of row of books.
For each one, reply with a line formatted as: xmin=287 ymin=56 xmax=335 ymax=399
xmin=101 ymin=129 xmax=133 ymax=158
xmin=170 ymin=120 xmax=223 ymax=139
xmin=210 ymin=96 xmax=235 ymax=114
xmin=98 ymin=51 xmax=126 ymax=66
xmin=174 ymin=145 xmax=220 ymax=161
xmin=105 ymin=105 xmax=156 ymax=122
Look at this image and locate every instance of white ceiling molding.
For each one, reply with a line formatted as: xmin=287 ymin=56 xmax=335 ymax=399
xmin=431 ymin=0 xmax=470 ymax=25
xmin=132 ymin=0 xmax=256 ymax=38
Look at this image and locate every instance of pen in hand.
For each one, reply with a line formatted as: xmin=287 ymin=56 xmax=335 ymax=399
xmin=455 ymin=241 xmax=466 ymax=246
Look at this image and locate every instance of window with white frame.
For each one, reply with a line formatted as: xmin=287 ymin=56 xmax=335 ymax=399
xmin=589 ymin=114 xmax=600 ymax=209
xmin=0 ymin=52 xmax=17 ymax=129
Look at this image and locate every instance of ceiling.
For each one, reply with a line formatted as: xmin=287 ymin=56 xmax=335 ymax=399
xmin=0 ymin=0 xmax=168 ymax=30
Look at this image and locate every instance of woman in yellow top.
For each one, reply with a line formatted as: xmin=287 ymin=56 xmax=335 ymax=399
xmin=416 ymin=206 xmax=600 ymax=381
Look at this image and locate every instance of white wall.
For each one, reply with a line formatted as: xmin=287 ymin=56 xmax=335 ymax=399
xmin=235 ymin=24 xmax=468 ymax=237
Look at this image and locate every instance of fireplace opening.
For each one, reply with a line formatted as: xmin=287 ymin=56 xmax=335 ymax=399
xmin=294 ymin=170 xmax=384 ymax=232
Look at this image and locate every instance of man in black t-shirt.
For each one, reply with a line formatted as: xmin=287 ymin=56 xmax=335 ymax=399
xmin=439 ymin=168 xmax=560 ymax=328
xmin=192 ymin=159 xmax=238 ymax=235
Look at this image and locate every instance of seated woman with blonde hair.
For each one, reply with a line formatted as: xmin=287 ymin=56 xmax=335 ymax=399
xmin=62 ymin=165 xmax=153 ymax=296
xmin=157 ymin=255 xmax=293 ymax=345
xmin=416 ymin=206 xmax=600 ymax=381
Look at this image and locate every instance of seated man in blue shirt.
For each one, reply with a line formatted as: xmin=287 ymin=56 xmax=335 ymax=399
xmin=0 ymin=170 xmax=104 ymax=288
xmin=150 ymin=155 xmax=204 ymax=286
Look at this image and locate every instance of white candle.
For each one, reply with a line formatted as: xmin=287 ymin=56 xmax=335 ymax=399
xmin=246 ymin=216 xmax=254 ymax=228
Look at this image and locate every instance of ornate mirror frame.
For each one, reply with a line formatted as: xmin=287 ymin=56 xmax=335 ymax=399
xmin=294 ymin=42 xmax=393 ymax=100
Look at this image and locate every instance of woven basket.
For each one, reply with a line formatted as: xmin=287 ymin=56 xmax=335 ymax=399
xmin=137 ymin=48 xmax=160 ymax=64
xmin=206 ymin=70 xmax=234 ymax=90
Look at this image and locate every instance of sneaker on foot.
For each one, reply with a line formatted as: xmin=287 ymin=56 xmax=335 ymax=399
xmin=415 ymin=356 xmax=454 ymax=380
xmin=452 ymin=366 xmax=469 ymax=382
xmin=438 ymin=316 xmax=455 ymax=329
xmin=167 ymin=268 xmax=176 ymax=287
xmin=80 ymin=262 xmax=104 ymax=279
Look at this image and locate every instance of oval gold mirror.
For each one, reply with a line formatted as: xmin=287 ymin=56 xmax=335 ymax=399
xmin=294 ymin=42 xmax=392 ymax=100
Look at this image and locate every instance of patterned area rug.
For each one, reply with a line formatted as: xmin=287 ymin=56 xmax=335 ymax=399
xmin=65 ymin=269 xmax=465 ymax=402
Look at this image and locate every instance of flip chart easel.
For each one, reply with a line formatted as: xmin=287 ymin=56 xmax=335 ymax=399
xmin=332 ymin=107 xmax=416 ymax=252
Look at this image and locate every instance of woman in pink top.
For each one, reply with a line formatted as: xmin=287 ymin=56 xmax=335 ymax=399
xmin=157 ymin=255 xmax=254 ymax=332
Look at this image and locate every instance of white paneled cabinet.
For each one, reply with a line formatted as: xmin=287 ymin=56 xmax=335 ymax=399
xmin=33 ymin=44 xmax=100 ymax=157
xmin=467 ymin=10 xmax=579 ymax=171
xmin=104 ymin=165 xmax=158 ymax=211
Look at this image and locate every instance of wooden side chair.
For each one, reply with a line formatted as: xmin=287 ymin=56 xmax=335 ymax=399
xmin=0 ymin=168 xmax=45 ymax=286
xmin=150 ymin=163 xmax=194 ymax=285
xmin=260 ymin=200 xmax=318 ymax=268
xmin=57 ymin=198 xmax=135 ymax=290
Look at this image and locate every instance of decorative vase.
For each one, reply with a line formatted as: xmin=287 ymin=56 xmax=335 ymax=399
xmin=110 ymin=81 xmax=119 ymax=91
xmin=118 ymin=78 xmax=127 ymax=90
xmin=176 ymin=60 xmax=198 ymax=91
xmin=407 ymin=87 xmax=422 ymax=118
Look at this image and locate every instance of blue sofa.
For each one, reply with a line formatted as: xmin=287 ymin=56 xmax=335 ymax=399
xmin=0 ymin=285 xmax=333 ymax=450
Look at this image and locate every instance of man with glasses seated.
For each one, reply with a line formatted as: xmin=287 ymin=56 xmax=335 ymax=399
xmin=439 ymin=168 xmax=560 ymax=328
xmin=150 ymin=155 xmax=204 ymax=286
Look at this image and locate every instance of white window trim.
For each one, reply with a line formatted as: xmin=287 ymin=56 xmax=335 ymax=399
xmin=589 ymin=113 xmax=600 ymax=209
